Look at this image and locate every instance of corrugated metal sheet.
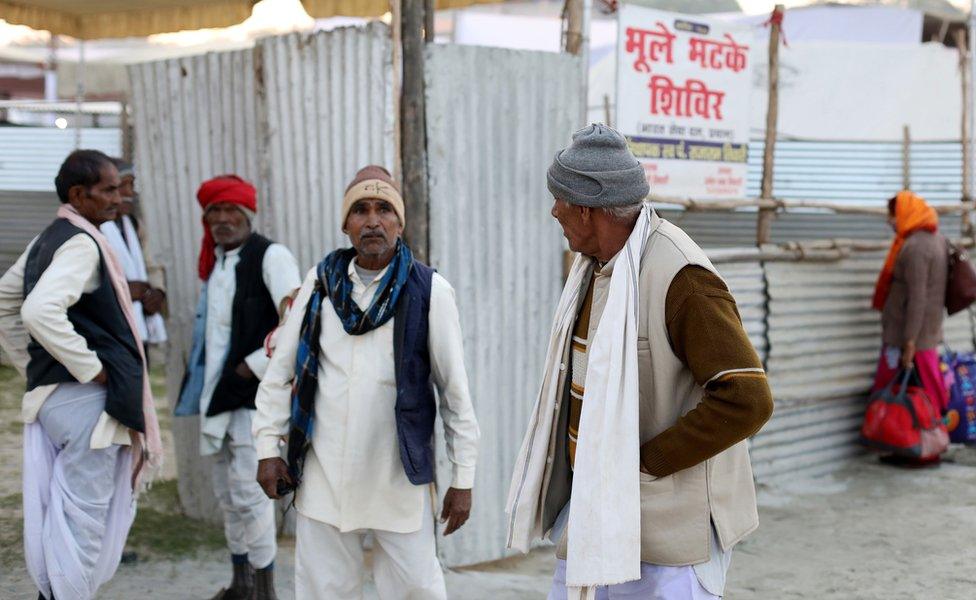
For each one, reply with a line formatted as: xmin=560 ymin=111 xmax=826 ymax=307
xmin=0 ymin=190 xmax=59 ymax=273
xmin=0 ymin=127 xmax=121 ymax=191
xmin=746 ymin=140 xmax=963 ymax=205
xmin=128 ymin=46 xmax=262 ymax=521
xmin=259 ymin=22 xmax=394 ymax=271
xmin=716 ymin=260 xmax=768 ymax=362
xmin=425 ymin=44 xmax=582 ymax=567
xmin=752 ymin=254 xmax=884 ymax=481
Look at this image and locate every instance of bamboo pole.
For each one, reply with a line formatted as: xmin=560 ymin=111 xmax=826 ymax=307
xmin=401 ymin=0 xmax=430 ymax=261
xmin=391 ymin=0 xmax=403 ymax=184
xmin=957 ymin=28 xmax=973 ymax=238
xmin=707 ymin=237 xmax=976 ymax=264
xmin=756 ymin=5 xmax=783 ymax=246
xmin=648 ymin=194 xmax=973 ymax=216
xmin=564 ymin=0 xmax=584 ymax=55
xmin=562 ymin=0 xmax=591 ymax=126
xmin=902 ymin=124 xmax=911 ymax=190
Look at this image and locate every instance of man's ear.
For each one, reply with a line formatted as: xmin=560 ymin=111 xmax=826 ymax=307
xmin=578 ymin=205 xmax=592 ymax=223
xmin=68 ymin=184 xmax=85 ymax=205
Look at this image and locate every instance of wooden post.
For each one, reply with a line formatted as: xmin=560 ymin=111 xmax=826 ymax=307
xmin=424 ymin=0 xmax=435 ymax=43
xmin=564 ymin=0 xmax=584 ymax=54
xmin=121 ymin=98 xmax=133 ymax=162
xmin=957 ymin=28 xmax=973 ymax=237
xmin=756 ymin=5 xmax=783 ymax=246
xmin=562 ymin=0 xmax=591 ymax=126
xmin=401 ymin=0 xmax=430 ymax=262
xmin=901 ymin=124 xmax=911 ymax=190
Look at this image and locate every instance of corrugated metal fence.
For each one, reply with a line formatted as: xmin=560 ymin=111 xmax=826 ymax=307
xmin=747 ymin=140 xmax=963 ymax=206
xmin=0 ymin=127 xmax=121 ymax=191
xmin=261 ymin=23 xmax=395 ymax=270
xmin=425 ymin=43 xmax=582 ymax=567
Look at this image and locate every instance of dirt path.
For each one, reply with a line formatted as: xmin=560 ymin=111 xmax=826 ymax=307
xmin=3 ymin=362 xmax=976 ymax=599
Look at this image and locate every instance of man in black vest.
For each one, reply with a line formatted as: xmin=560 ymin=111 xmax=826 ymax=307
xmin=174 ymin=175 xmax=300 ymax=600
xmin=252 ymin=165 xmax=481 ymax=599
xmin=0 ymin=149 xmax=162 ymax=600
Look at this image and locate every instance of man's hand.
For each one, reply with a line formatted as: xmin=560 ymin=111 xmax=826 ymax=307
xmin=93 ymin=369 xmax=108 ymax=385
xmin=256 ymin=457 xmax=292 ymax=499
xmin=142 ymin=288 xmax=165 ymax=315
xmin=901 ymin=340 xmax=917 ymax=370
xmin=440 ymin=488 xmax=472 ymax=536
xmin=235 ymin=361 xmax=255 ymax=380
xmin=128 ymin=281 xmax=150 ymax=302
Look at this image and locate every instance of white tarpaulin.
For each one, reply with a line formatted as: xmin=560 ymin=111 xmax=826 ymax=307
xmin=749 ymin=40 xmax=961 ymax=141
xmin=616 ymin=4 xmax=754 ymax=198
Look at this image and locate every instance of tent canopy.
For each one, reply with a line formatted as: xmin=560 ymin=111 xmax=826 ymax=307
xmin=0 ymin=0 xmax=503 ymax=40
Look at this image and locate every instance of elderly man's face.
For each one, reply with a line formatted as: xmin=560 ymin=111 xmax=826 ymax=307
xmin=345 ymin=198 xmax=403 ymax=263
xmin=551 ymin=197 xmax=599 ymax=257
xmin=205 ymin=202 xmax=252 ymax=250
xmin=118 ymin=175 xmax=136 ymax=216
xmin=70 ymin=162 xmax=122 ymax=226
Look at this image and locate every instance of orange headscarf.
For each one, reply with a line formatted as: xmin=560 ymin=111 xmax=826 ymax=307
xmin=871 ymin=190 xmax=938 ymax=310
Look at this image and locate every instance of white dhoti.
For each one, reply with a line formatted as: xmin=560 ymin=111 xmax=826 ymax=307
xmin=23 ymin=383 xmax=135 ymax=600
xmin=548 ymin=560 xmax=721 ymax=600
xmin=210 ymin=408 xmax=277 ymax=569
xmin=294 ymin=494 xmax=446 ymax=600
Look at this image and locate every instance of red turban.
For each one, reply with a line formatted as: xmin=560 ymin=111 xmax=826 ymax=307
xmin=196 ymin=175 xmax=257 ymax=280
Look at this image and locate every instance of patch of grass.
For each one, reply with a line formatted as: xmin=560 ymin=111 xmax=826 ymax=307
xmin=0 ymin=492 xmax=20 ymax=510
xmin=0 ymin=364 xmax=20 ymax=384
xmin=149 ymin=365 xmax=167 ymax=401
xmin=0 ymin=514 xmax=22 ymax=567
xmin=124 ymin=479 xmax=225 ymax=559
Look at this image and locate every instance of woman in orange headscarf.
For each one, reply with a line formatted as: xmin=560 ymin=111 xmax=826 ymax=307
xmin=871 ymin=190 xmax=949 ymax=464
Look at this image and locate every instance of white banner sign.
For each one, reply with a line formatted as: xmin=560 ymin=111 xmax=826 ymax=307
xmin=616 ymin=4 xmax=754 ymax=199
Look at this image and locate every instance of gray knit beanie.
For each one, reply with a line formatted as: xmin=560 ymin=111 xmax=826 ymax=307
xmin=547 ymin=123 xmax=650 ymax=207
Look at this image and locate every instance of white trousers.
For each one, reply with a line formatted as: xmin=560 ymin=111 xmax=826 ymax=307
xmin=548 ymin=560 xmax=721 ymax=600
xmin=294 ymin=498 xmax=446 ymax=600
xmin=210 ymin=408 xmax=277 ymax=569
xmin=23 ymin=383 xmax=134 ymax=600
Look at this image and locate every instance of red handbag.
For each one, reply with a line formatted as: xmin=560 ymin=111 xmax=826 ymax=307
xmin=860 ymin=368 xmax=949 ymax=459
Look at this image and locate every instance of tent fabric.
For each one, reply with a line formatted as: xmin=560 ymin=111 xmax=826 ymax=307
xmin=0 ymin=0 xmax=255 ymax=40
xmin=302 ymin=0 xmax=503 ymax=18
xmin=0 ymin=0 xmax=506 ymax=40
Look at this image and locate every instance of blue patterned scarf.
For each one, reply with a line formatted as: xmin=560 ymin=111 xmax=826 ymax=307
xmin=286 ymin=240 xmax=414 ymax=485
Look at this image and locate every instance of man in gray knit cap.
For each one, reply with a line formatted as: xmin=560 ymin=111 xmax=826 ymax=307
xmin=506 ymin=124 xmax=772 ymax=599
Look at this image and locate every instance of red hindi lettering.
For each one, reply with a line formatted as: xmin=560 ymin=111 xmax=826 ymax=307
xmin=625 ymin=22 xmax=676 ymax=73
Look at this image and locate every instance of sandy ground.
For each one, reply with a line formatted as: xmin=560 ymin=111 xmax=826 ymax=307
xmin=3 ymin=362 xmax=976 ymax=599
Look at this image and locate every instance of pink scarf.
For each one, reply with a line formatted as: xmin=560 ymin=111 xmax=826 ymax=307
xmin=57 ymin=205 xmax=163 ymax=484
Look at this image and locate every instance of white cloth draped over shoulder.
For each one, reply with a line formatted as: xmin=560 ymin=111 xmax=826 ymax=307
xmin=507 ymin=204 xmax=652 ymax=600
xmin=100 ymin=216 xmax=167 ymax=344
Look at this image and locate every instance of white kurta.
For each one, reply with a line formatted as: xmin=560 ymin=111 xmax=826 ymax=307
xmin=0 ymin=234 xmax=129 ymax=448
xmin=198 ymin=241 xmax=301 ymax=456
xmin=254 ymin=261 xmax=480 ymax=534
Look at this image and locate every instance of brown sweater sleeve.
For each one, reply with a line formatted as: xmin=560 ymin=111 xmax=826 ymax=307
xmin=639 ymin=266 xmax=774 ymax=477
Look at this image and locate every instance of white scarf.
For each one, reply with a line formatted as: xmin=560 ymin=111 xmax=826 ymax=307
xmin=507 ymin=204 xmax=652 ymax=599
xmin=100 ymin=216 xmax=168 ymax=344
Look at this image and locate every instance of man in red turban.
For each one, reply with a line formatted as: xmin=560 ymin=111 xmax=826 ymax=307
xmin=175 ymin=174 xmax=301 ymax=600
